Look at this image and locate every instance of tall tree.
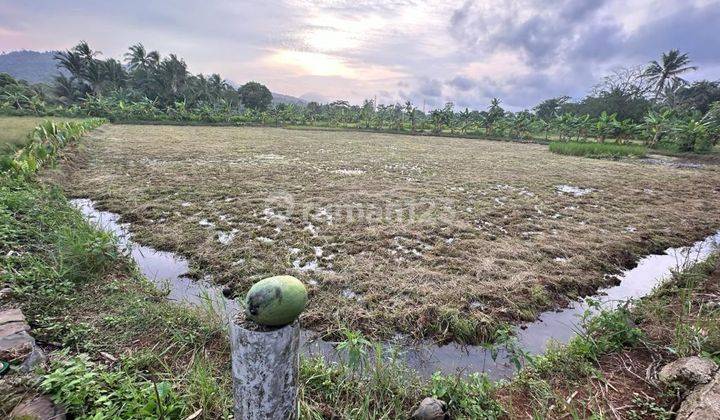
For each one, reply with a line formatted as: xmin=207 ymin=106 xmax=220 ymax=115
xmin=533 ymin=96 xmax=570 ymax=120
xmin=238 ymin=81 xmax=272 ymax=111
xmin=644 ymin=49 xmax=697 ymax=100
xmin=125 ymin=43 xmax=160 ymax=71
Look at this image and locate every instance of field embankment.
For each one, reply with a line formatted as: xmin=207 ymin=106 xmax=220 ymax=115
xmin=549 ymin=141 xmax=647 ymax=159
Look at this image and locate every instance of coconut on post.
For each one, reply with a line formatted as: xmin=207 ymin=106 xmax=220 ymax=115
xmin=229 ymin=275 xmax=308 ymax=420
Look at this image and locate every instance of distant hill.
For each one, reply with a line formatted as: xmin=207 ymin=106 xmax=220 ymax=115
xmin=0 ymin=50 xmax=63 ymax=84
xmin=270 ymin=92 xmax=307 ymax=106
xmin=0 ymin=50 xmax=308 ymax=105
xmin=225 ymin=80 xmax=306 ymax=106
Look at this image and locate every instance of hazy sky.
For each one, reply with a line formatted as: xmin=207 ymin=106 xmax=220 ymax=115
xmin=1 ymin=0 xmax=719 ymax=110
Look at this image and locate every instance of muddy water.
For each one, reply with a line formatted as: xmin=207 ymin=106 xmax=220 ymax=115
xmin=71 ymin=198 xmax=720 ymax=381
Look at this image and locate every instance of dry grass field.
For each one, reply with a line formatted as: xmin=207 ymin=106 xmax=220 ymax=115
xmin=49 ymin=124 xmax=720 ymax=343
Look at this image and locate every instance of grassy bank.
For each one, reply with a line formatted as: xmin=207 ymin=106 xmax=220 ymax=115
xmin=549 ymin=141 xmax=648 ymax=159
xmin=499 ymin=253 xmax=720 ymax=418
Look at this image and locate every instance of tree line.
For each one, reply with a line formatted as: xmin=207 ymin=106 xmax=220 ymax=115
xmin=1 ymin=42 xmax=719 ymax=153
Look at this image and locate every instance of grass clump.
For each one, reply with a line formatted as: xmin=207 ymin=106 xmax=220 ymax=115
xmin=549 ymin=141 xmax=647 ymax=158
xmin=299 ymin=338 xmax=504 ymax=419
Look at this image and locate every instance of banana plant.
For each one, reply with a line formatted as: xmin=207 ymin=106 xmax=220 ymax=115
xmin=643 ymin=109 xmax=673 ymax=148
xmin=612 ymin=118 xmax=640 ymax=144
xmin=593 ymin=111 xmax=617 ymax=143
xmin=575 ymin=114 xmax=591 ymax=141
xmin=672 ymin=119 xmax=708 ymax=152
xmin=555 ymin=113 xmax=576 ymax=142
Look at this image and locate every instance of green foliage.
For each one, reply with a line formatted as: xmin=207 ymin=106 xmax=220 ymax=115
xmin=580 ymin=300 xmax=643 ymax=355
xmin=2 ymin=118 xmax=106 ymax=176
xmin=526 ymin=301 xmax=643 ymax=381
xmin=238 ymin=81 xmax=273 ymax=111
xmin=627 ymin=393 xmax=673 ymax=420
xmin=563 ymin=88 xmax=652 ymax=122
xmin=336 ymin=328 xmax=373 ymax=371
xmin=428 ymin=372 xmax=503 ymax=419
xmin=549 ymin=141 xmax=647 ymax=158
xmin=299 ymin=350 xmax=424 ymax=418
xmin=670 ymin=119 xmax=712 ymax=152
xmin=41 ymin=353 xmax=184 ymax=419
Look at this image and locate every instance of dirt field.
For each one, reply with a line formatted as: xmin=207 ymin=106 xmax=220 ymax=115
xmin=48 ymin=124 xmax=720 ymax=343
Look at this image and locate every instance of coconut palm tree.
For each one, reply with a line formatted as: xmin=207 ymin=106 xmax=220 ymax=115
xmin=125 ymin=43 xmax=160 ymax=71
xmin=73 ymin=41 xmax=100 ymax=61
xmin=645 ymin=49 xmax=697 ymax=100
xmin=54 ymin=50 xmax=85 ymax=80
xmin=152 ymin=54 xmax=188 ymax=104
xmin=52 ymin=74 xmax=83 ymax=105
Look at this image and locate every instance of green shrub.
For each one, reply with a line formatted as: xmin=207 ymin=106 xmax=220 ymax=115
xmin=549 ymin=141 xmax=647 ymax=158
xmin=428 ymin=372 xmax=503 ymax=419
xmin=41 ymin=353 xmax=184 ymax=419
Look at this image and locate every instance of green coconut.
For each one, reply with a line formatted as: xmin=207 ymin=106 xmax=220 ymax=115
xmin=244 ymin=275 xmax=308 ymax=326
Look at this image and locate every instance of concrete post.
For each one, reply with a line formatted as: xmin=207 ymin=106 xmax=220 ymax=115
xmin=229 ymin=312 xmax=300 ymax=420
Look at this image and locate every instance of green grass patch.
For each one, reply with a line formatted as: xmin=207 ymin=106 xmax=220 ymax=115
xmin=549 ymin=141 xmax=647 ymax=158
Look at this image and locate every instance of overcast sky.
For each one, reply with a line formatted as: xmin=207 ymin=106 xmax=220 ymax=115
xmin=1 ymin=0 xmax=719 ymax=110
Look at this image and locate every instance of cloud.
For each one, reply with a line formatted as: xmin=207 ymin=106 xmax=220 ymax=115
xmin=418 ymin=78 xmax=443 ymax=97
xmin=447 ymin=76 xmax=475 ymax=91
xmin=2 ymin=0 xmax=719 ymax=110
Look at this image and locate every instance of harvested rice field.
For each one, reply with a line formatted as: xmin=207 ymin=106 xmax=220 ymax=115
xmin=49 ymin=124 xmax=720 ymax=343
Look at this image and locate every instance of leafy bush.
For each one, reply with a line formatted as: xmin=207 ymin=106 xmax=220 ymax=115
xmin=428 ymin=372 xmax=504 ymax=419
xmin=579 ymin=301 xmax=643 ymax=355
xmin=668 ymin=119 xmax=714 ymax=153
xmin=549 ymin=141 xmax=647 ymax=158
xmin=41 ymin=353 xmax=184 ymax=419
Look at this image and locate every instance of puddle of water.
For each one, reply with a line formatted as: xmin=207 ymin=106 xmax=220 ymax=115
xmin=72 ymin=199 xmax=235 ymax=313
xmin=71 ymin=198 xmax=720 ymax=381
xmin=555 ymin=184 xmax=594 ymax=197
xmin=333 ymin=169 xmax=366 ymax=175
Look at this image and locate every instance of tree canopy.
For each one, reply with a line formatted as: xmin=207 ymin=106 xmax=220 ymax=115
xmin=238 ymin=81 xmax=272 ymax=111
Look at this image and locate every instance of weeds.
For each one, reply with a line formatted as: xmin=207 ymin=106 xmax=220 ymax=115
xmin=428 ymin=373 xmax=503 ymax=419
xmin=549 ymin=141 xmax=647 ymax=158
xmin=40 ymin=352 xmax=184 ymax=419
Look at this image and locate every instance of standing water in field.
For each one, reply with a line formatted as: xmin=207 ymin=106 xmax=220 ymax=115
xmin=71 ymin=198 xmax=720 ymax=381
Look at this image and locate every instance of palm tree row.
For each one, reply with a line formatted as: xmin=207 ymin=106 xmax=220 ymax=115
xmin=1 ymin=45 xmax=718 ymax=153
xmin=52 ymin=41 xmax=241 ymax=109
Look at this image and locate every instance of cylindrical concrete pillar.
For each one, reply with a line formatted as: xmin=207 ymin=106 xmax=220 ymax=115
xmin=229 ymin=312 xmax=300 ymax=420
